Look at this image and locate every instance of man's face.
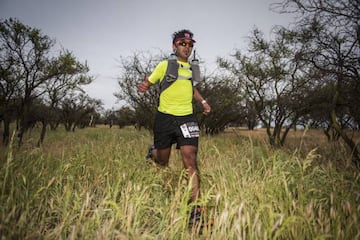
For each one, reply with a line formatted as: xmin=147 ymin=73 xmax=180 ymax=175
xmin=174 ymin=40 xmax=194 ymax=61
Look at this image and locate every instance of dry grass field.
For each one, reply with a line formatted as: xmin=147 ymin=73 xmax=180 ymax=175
xmin=227 ymin=127 xmax=359 ymax=166
xmin=0 ymin=126 xmax=359 ymax=239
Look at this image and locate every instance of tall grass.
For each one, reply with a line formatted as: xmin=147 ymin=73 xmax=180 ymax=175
xmin=0 ymin=126 xmax=359 ymax=239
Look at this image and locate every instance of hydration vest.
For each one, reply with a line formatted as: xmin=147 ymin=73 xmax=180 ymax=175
xmin=160 ymin=53 xmax=201 ymax=94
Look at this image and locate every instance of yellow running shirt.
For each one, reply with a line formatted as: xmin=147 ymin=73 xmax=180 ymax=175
xmin=148 ymin=60 xmax=193 ymax=116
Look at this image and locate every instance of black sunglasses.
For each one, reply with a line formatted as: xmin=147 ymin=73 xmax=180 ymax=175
xmin=178 ymin=41 xmax=194 ymax=48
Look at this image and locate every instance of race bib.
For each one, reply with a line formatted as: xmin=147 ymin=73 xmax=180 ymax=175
xmin=180 ymin=122 xmax=200 ymax=138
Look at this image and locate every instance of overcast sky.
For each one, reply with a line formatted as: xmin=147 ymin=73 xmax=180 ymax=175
xmin=0 ymin=0 xmax=294 ymax=110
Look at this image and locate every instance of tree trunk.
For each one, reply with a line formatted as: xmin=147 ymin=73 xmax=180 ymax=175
xmin=331 ymin=109 xmax=360 ymax=168
xmin=37 ymin=121 xmax=47 ymax=147
xmin=281 ymin=125 xmax=292 ymax=146
xmin=331 ymin=84 xmax=360 ymax=167
xmin=2 ymin=117 xmax=10 ymax=145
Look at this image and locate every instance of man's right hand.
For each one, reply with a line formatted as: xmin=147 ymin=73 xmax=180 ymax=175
xmin=138 ymin=77 xmax=152 ymax=93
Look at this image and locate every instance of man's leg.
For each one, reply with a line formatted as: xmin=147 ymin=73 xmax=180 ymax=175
xmin=181 ymin=145 xmax=207 ymax=226
xmin=180 ymin=145 xmax=199 ymax=202
xmin=152 ymin=147 xmax=171 ymax=166
xmin=148 ymin=111 xmax=173 ymax=166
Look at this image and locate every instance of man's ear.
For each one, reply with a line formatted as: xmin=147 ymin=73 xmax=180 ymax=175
xmin=172 ymin=43 xmax=177 ymax=53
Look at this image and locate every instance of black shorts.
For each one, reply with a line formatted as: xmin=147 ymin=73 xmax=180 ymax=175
xmin=153 ymin=111 xmax=199 ymax=150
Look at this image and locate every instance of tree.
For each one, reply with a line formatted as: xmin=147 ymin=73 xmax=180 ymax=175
xmin=44 ymin=50 xmax=93 ymax=130
xmin=115 ymin=106 xmax=137 ymax=128
xmin=0 ymin=18 xmax=95 ymax=146
xmin=0 ymin=18 xmax=59 ymax=146
xmin=103 ymin=109 xmax=116 ymax=127
xmin=275 ymin=0 xmax=360 ymax=166
xmin=115 ymin=51 xmax=165 ymax=131
xmin=218 ymin=28 xmax=310 ymax=146
xmin=195 ymin=76 xmax=245 ymax=134
xmin=60 ymin=92 xmax=102 ymax=132
xmin=0 ymin=36 xmax=20 ymax=144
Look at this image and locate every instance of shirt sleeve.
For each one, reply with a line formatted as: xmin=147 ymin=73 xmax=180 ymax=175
xmin=148 ymin=60 xmax=167 ymax=84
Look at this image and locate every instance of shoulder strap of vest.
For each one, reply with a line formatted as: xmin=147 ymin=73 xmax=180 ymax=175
xmin=159 ymin=54 xmax=200 ymax=94
xmin=160 ymin=54 xmax=178 ymax=93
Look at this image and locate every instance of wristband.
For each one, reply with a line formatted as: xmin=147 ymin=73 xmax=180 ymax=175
xmin=201 ymin=100 xmax=207 ymax=104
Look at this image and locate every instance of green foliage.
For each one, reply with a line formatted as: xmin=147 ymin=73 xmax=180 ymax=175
xmin=0 ymin=18 xmax=98 ymax=146
xmin=196 ymin=78 xmax=245 ymax=134
xmin=0 ymin=127 xmax=359 ymax=239
xmin=115 ymin=52 xmax=163 ymax=131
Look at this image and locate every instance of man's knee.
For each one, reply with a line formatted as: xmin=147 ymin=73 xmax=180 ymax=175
xmin=181 ymin=145 xmax=197 ymax=157
xmin=155 ymin=148 xmax=171 ymax=166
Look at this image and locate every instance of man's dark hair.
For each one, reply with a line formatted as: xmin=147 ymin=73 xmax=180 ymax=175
xmin=172 ymin=29 xmax=195 ymax=43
